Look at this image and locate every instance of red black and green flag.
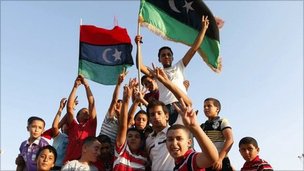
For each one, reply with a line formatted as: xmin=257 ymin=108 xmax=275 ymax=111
xmin=79 ymin=25 xmax=134 ymax=85
xmin=139 ymin=0 xmax=221 ymax=72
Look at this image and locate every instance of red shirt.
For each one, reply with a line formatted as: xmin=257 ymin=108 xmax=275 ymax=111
xmin=241 ymin=155 xmax=273 ymax=171
xmin=93 ymin=156 xmax=114 ymax=171
xmin=63 ymin=118 xmax=97 ymax=163
xmin=174 ymin=149 xmax=205 ymax=171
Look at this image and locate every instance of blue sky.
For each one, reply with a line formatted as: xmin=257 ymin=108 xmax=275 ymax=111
xmin=1 ymin=1 xmax=303 ymax=170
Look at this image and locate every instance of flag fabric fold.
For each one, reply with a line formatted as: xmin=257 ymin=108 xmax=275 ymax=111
xmin=79 ymin=25 xmax=134 ymax=85
xmin=139 ymin=0 xmax=221 ymax=72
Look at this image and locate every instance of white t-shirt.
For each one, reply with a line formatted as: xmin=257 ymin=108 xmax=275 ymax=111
xmin=157 ymin=60 xmax=187 ymax=105
xmin=61 ymin=160 xmax=98 ymax=171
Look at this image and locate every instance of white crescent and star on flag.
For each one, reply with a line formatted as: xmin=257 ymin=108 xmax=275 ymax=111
xmin=102 ymin=48 xmax=122 ymax=64
xmin=168 ymin=0 xmax=194 ymax=14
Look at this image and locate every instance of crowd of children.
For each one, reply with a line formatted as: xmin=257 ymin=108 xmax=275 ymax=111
xmin=16 ymin=15 xmax=273 ymax=171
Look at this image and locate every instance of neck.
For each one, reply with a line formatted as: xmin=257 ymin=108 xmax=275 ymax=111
xmin=153 ymin=125 xmax=167 ymax=134
xmin=78 ymin=157 xmax=90 ymax=165
xmin=28 ymin=137 xmax=38 ymax=144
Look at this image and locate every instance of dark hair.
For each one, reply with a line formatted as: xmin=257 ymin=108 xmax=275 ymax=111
xmin=127 ymin=127 xmax=145 ymax=141
xmin=167 ymin=124 xmax=190 ymax=138
xmin=204 ymin=98 xmax=221 ymax=113
xmin=83 ymin=136 xmax=99 ymax=147
xmin=141 ymin=75 xmax=149 ymax=86
xmin=239 ymin=136 xmax=259 ymax=148
xmin=158 ymin=46 xmax=173 ymax=58
xmin=117 ymin=99 xmax=123 ymax=103
xmin=27 ymin=116 xmax=45 ymax=127
xmin=97 ymin=134 xmax=111 ymax=144
xmin=36 ymin=145 xmax=57 ymax=162
xmin=146 ymin=100 xmax=169 ymax=116
xmin=76 ymin=108 xmax=88 ymax=118
xmin=135 ymin=110 xmax=149 ymax=120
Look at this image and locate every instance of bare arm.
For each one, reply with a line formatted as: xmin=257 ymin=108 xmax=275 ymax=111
xmin=80 ymin=75 xmax=96 ymax=120
xmin=108 ymin=70 xmax=127 ymax=119
xmin=52 ymin=98 xmax=67 ymax=137
xmin=152 ymin=67 xmax=192 ymax=107
xmin=66 ymin=76 xmax=82 ymax=124
xmin=213 ymin=128 xmax=234 ymax=170
xmin=135 ymin=35 xmax=153 ymax=77
xmin=182 ymin=15 xmax=209 ymax=67
xmin=116 ymin=85 xmax=132 ymax=147
xmin=177 ymin=99 xmax=218 ymax=168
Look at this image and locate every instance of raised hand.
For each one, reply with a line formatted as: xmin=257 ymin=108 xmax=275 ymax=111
xmin=202 ymin=15 xmax=209 ymax=30
xmin=59 ymin=98 xmax=67 ymax=110
xmin=118 ymin=67 xmax=128 ymax=85
xmin=174 ymin=98 xmax=198 ymax=128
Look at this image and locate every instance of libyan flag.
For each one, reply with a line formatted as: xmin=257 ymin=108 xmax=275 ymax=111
xmin=139 ymin=0 xmax=221 ymax=72
xmin=79 ymin=25 xmax=134 ymax=85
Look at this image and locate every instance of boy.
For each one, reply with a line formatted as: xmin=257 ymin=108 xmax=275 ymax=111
xmin=136 ymin=15 xmax=209 ymax=126
xmin=16 ymin=116 xmax=49 ymax=171
xmin=63 ymin=75 xmax=97 ymax=163
xmin=61 ymin=136 xmax=101 ymax=171
xmin=36 ymin=145 xmax=57 ymax=171
xmin=94 ymin=134 xmax=114 ymax=171
xmin=166 ymin=102 xmax=218 ymax=171
xmin=99 ymin=70 xmax=127 ymax=145
xmin=113 ymin=84 xmax=147 ymax=170
xmin=201 ymin=98 xmax=234 ymax=171
xmin=239 ymin=137 xmax=273 ymax=171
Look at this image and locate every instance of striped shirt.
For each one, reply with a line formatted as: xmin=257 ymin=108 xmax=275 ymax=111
xmin=173 ymin=149 xmax=204 ymax=171
xmin=99 ymin=112 xmax=119 ymax=145
xmin=241 ymin=156 xmax=273 ymax=171
xmin=113 ymin=141 xmax=147 ymax=171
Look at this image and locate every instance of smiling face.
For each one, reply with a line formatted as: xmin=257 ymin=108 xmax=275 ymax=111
xmin=239 ymin=143 xmax=260 ymax=162
xmin=36 ymin=149 xmax=55 ymax=171
xmin=166 ymin=128 xmax=191 ymax=159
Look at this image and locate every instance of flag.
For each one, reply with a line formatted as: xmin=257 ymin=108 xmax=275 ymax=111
xmin=139 ymin=0 xmax=222 ymax=72
xmin=79 ymin=25 xmax=134 ymax=85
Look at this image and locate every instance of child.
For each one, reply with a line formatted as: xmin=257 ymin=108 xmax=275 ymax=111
xmin=36 ymin=145 xmax=57 ymax=171
xmin=16 ymin=116 xmax=49 ymax=171
xmin=141 ymin=75 xmax=159 ymax=103
xmin=61 ymin=136 xmax=101 ymax=171
xmin=99 ymin=70 xmax=127 ymax=145
xmin=94 ymin=134 xmax=114 ymax=171
xmin=166 ymin=101 xmax=218 ymax=170
xmin=239 ymin=137 xmax=273 ymax=171
xmin=201 ymin=98 xmax=234 ymax=171
xmin=113 ymin=84 xmax=147 ymax=170
xmin=42 ymin=97 xmax=69 ymax=170
xmin=63 ymin=75 xmax=97 ymax=163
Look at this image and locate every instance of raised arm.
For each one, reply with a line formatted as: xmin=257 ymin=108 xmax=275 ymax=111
xmin=116 ymin=84 xmax=132 ymax=147
xmin=182 ymin=15 xmax=209 ymax=67
xmin=79 ymin=75 xmax=96 ymax=120
xmin=127 ymin=88 xmax=148 ymax=127
xmin=178 ymin=99 xmax=218 ymax=168
xmin=135 ymin=35 xmax=152 ymax=77
xmin=66 ymin=76 xmax=82 ymax=124
xmin=107 ymin=70 xmax=127 ymax=119
xmin=52 ymin=98 xmax=67 ymax=137
xmin=152 ymin=67 xmax=192 ymax=107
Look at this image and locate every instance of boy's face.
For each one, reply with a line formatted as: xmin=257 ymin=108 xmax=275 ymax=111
xmin=166 ymin=129 xmax=191 ymax=159
xmin=159 ymin=49 xmax=173 ymax=68
xmin=27 ymin=120 xmax=45 ymax=139
xmin=143 ymin=77 xmax=157 ymax=91
xmin=203 ymin=100 xmax=219 ymax=119
xmin=85 ymin=140 xmax=101 ymax=163
xmin=239 ymin=143 xmax=259 ymax=162
xmin=135 ymin=113 xmax=148 ymax=130
xmin=77 ymin=108 xmax=90 ymax=124
xmin=36 ymin=149 xmax=55 ymax=171
xmin=148 ymin=105 xmax=168 ymax=130
xmin=99 ymin=142 xmax=112 ymax=160
xmin=127 ymin=131 xmax=142 ymax=152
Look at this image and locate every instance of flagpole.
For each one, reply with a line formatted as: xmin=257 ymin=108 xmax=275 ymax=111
xmin=136 ymin=19 xmax=142 ymax=92
xmin=137 ymin=18 xmax=143 ymax=110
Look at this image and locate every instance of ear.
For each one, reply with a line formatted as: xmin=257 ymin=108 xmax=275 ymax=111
xmin=27 ymin=126 xmax=29 ymax=132
xmin=257 ymin=147 xmax=260 ymax=153
xmin=187 ymin=138 xmax=192 ymax=148
xmin=158 ymin=57 xmax=161 ymax=62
